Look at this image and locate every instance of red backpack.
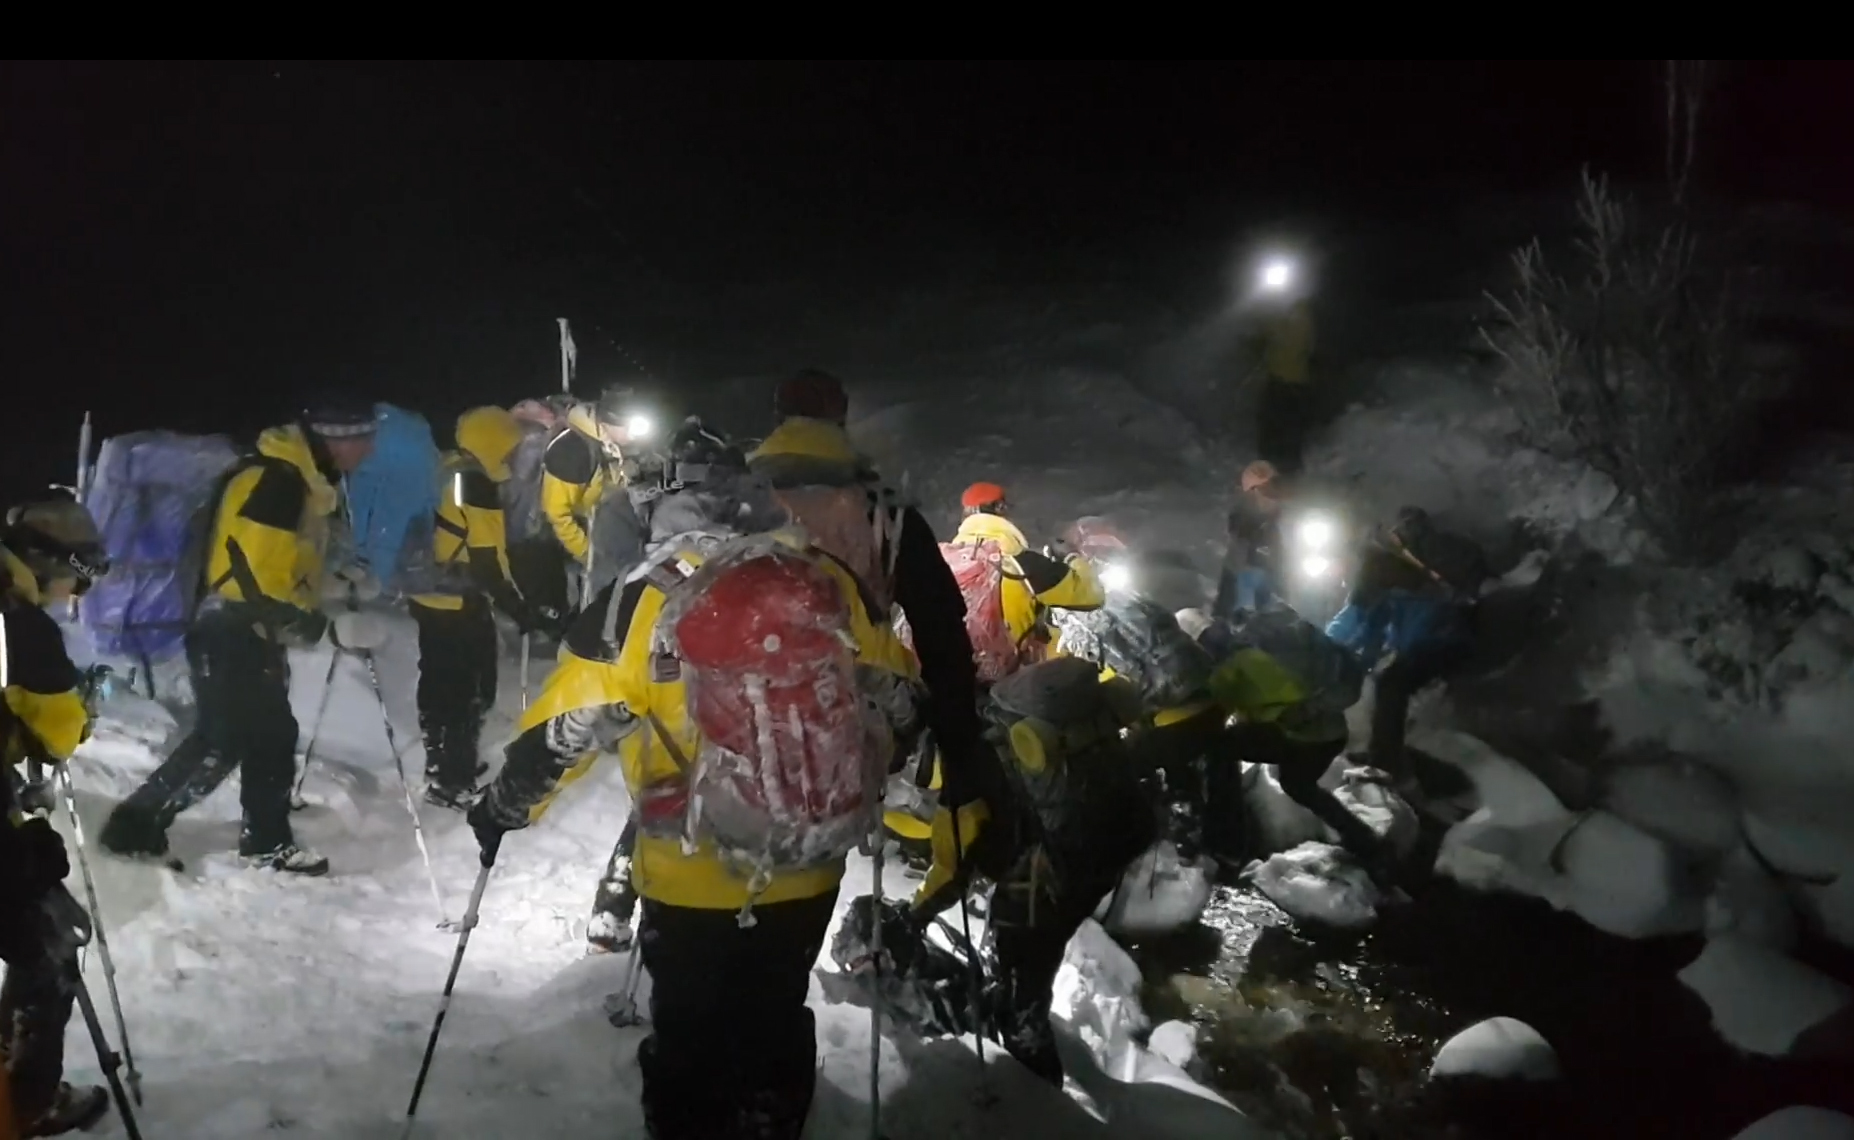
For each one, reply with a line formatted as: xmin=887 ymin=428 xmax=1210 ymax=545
xmin=940 ymin=539 xmax=1024 ymax=683
xmin=644 ymin=535 xmax=893 ymax=895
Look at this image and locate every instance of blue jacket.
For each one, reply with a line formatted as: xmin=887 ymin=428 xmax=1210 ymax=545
xmin=1326 ymin=589 xmax=1469 ymax=670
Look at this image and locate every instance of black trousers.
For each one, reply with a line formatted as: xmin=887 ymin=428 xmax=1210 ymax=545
xmin=1369 ymin=636 xmax=1472 ymax=779
xmin=411 ymin=598 xmax=499 ymax=790
xmin=1229 ymin=721 xmax=1384 ymax=862
xmin=987 ymin=846 xmax=1125 ymax=1086
xmin=1127 ymin=708 xmax=1245 ymax=864
xmin=507 ymin=538 xmax=569 ymax=623
xmin=1255 ymin=378 xmax=1314 ymax=475
xmin=637 ymin=890 xmax=838 ymax=1140
xmin=106 ymin=615 xmax=300 ymax=855
xmin=0 ymin=898 xmax=76 ymax=1119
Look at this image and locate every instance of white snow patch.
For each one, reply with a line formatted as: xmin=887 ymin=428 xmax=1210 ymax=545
xmin=1732 ymin=1107 xmax=1854 ymax=1140
xmin=1427 ymin=1017 xmax=1559 ymax=1082
xmin=1097 ymin=842 xmax=1213 ymax=937
xmin=1147 ymin=1020 xmax=1197 ymax=1070
xmin=1244 ymin=841 xmax=1384 ymax=930
xmin=1601 ymin=760 xmax=1742 ymax=858
xmin=1678 ymin=935 xmax=1854 ymax=1056
xmin=1706 ymin=845 xmax=1801 ymax=951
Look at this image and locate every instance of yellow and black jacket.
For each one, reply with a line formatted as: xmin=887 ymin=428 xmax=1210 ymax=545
xmin=200 ymin=423 xmax=341 ymax=641
xmin=481 ymin=530 xmax=915 ymax=912
xmin=1258 ymin=299 xmax=1314 ymax=386
xmin=3 ymin=546 xmax=89 ymax=808
xmin=540 ymin=405 xmax=623 ymax=564
xmin=411 ymin=450 xmax=529 ymax=623
xmin=950 ymin=512 xmax=1104 ymax=652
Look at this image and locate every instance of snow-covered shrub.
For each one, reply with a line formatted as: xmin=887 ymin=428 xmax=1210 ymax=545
xmin=1480 ymin=171 xmax=1758 ymax=552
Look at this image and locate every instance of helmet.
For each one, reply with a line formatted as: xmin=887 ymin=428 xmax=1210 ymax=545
xmin=960 ymin=482 xmax=1007 ymax=514
xmin=773 ymin=369 xmax=849 ymax=424
xmin=663 ymin=417 xmax=745 ymax=490
xmin=300 ymin=392 xmax=378 ymax=439
xmin=1064 ymin=516 xmax=1126 ymax=560
xmin=1240 ymin=460 xmax=1280 ymax=494
xmin=455 ymin=407 xmax=524 ymax=480
xmin=4 ymin=494 xmax=109 ymax=595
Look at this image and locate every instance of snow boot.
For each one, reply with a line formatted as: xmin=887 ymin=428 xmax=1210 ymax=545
xmin=240 ymin=842 xmax=330 ymax=876
xmin=423 ymin=783 xmax=481 ymax=812
xmin=19 ymin=1082 xmax=109 ymax=1137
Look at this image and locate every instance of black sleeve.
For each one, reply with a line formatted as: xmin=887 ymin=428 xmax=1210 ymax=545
xmin=543 ymin=434 xmax=596 ymax=485
xmin=238 ymin=463 xmax=307 ymax=530
xmin=562 ymin=578 xmax=646 ymax=663
xmin=889 ymin=506 xmax=996 ymax=809
xmin=0 ymin=603 xmax=81 ymax=694
xmin=458 ymin=468 xmax=500 ymax=510
xmin=468 ymin=548 xmax=533 ymax=625
xmin=1013 ymin=549 xmax=1070 ymax=596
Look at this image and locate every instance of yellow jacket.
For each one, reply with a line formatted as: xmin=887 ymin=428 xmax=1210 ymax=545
xmin=202 ymin=424 xmax=339 ymax=636
xmin=1207 ymin=647 xmax=1346 ymax=744
xmin=2 ymin=547 xmax=89 ymax=771
xmin=950 ymin=513 xmax=1104 ymax=647
xmin=1260 ymin=300 xmax=1314 ymax=385
xmin=406 ymin=441 xmax=522 ymax=615
xmin=540 ymin=406 xmax=620 ymax=563
xmin=500 ymin=532 xmax=913 ymax=911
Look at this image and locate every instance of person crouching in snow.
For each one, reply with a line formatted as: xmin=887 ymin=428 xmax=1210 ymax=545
xmin=1196 ymin=604 xmax=1398 ymax=883
xmin=1326 ymin=506 xmax=1487 ymax=793
xmin=467 ymin=432 xmax=923 ymax=1140
xmin=2 ymin=496 xmax=113 ymax=1136
xmin=102 ymin=394 xmax=386 ymax=876
xmin=411 ymin=406 xmax=565 ymax=810
xmin=884 ymin=656 xmax=1155 ymax=1086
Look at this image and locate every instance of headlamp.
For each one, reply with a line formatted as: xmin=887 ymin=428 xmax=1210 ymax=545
xmin=626 ymin=413 xmax=655 ymax=441
xmin=1295 ymin=514 xmax=1336 ymax=553
xmin=1259 ymin=257 xmax=1295 ymax=293
xmin=1299 ymin=554 xmax=1334 ymax=581
xmin=1099 ymin=562 xmax=1133 ymax=593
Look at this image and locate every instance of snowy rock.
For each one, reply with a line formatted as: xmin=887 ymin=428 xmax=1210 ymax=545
xmin=1098 ymin=842 xmax=1213 ymax=937
xmin=1601 ymin=760 xmax=1742 ymax=858
xmin=1428 ymin=1017 xmax=1559 ymax=1082
xmin=1770 ymin=611 xmax=1854 ymax=691
xmin=1333 ymin=767 xmax=1421 ymax=857
xmin=1242 ymin=763 xmax=1332 ymax=856
xmin=1244 ymin=841 xmax=1384 ymax=929
xmin=1412 ymin=729 xmax=1570 ymax=827
xmin=1731 ymin=1107 xmax=1854 ymax=1140
xmin=1707 ymin=845 xmax=1801 ymax=951
xmin=1438 ymin=808 xmax=1704 ymax=939
xmin=1148 ymin=1020 xmax=1198 ymax=1070
xmin=1753 ymin=546 xmax=1821 ymax=593
xmin=1679 ymin=935 xmax=1854 ymax=1056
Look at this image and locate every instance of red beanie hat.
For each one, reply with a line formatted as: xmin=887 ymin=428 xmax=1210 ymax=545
xmin=773 ymin=369 xmax=849 ymax=423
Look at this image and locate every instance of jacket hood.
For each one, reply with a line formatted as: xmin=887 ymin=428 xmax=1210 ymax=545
xmin=749 ymin=417 xmax=860 ymax=465
xmin=257 ymin=424 xmax=339 ymax=519
xmin=954 ymin=512 xmax=1029 ymax=558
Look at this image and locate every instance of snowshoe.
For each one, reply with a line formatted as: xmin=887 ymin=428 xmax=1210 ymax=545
xmin=240 ymin=843 xmax=330 ymax=876
xmin=423 ymin=783 xmax=481 ymax=812
xmin=586 ymin=910 xmax=636 ymax=954
xmin=20 ymin=1082 xmax=109 ymax=1137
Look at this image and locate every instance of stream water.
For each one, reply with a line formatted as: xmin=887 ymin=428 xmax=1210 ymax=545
xmin=1130 ymin=876 xmax=1854 ymax=1139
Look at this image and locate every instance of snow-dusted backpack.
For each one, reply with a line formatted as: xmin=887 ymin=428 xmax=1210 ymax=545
xmin=940 ymin=539 xmax=1023 ymax=682
xmin=750 ymin=448 xmax=904 ymax=618
xmin=637 ymin=533 xmax=896 ymax=898
xmin=1231 ymin=605 xmax=1366 ymax=715
xmin=390 ymin=453 xmax=488 ymax=598
xmin=501 ymin=420 xmax=563 ymax=543
xmin=1053 ymin=593 xmax=1215 ymax=711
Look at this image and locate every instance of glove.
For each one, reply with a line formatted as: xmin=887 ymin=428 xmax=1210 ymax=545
xmin=465 ymin=796 xmax=510 ymax=867
xmin=10 ymin=818 xmax=71 ymax=899
xmin=524 ymin=604 xmax=570 ymax=641
xmin=325 ymin=565 xmax=383 ymax=605
xmin=331 ymin=610 xmax=391 ymax=653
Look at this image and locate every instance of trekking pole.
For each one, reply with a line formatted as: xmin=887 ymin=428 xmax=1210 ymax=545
xmin=518 ymin=632 xmax=531 ymax=711
xmin=44 ymin=888 xmax=144 ymax=1140
xmin=603 ymin=925 xmax=648 ymax=1028
xmin=291 ymin=650 xmax=344 ymax=810
xmin=52 ymin=764 xmax=143 ymax=1104
xmin=359 ymin=651 xmax=456 ymax=931
xmin=868 ymin=829 xmax=885 ymax=1140
xmin=402 ymin=858 xmax=493 ymax=1137
xmin=949 ymin=808 xmax=996 ymax=1106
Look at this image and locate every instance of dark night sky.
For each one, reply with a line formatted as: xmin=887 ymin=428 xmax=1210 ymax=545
xmin=2 ymin=60 xmax=1848 ymax=495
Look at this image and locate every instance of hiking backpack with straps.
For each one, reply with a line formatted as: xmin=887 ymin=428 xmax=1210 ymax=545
xmin=760 ymin=466 xmax=902 ymax=618
xmin=637 ymin=533 xmax=897 ymax=889
xmin=82 ymin=432 xmax=244 ymax=663
xmin=895 ymin=538 xmax=1021 ymax=683
xmin=1053 ymin=592 xmax=1216 ymax=711
xmin=1230 ymin=606 xmax=1366 ymax=715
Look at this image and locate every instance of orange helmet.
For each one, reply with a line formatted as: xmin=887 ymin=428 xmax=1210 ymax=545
xmin=1240 ymin=460 xmax=1280 ymax=493
xmin=961 ymin=482 xmax=1008 ymax=513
